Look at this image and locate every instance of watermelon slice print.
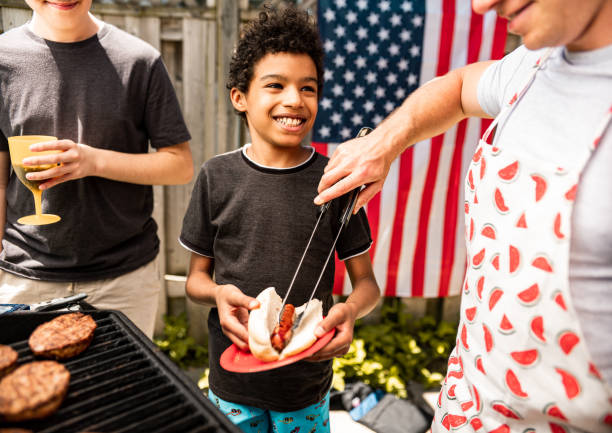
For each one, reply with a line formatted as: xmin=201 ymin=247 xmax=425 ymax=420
xmin=465 ymin=306 xmax=477 ymax=323
xmin=531 ymin=174 xmax=547 ymax=202
xmin=469 ymin=417 xmax=483 ymax=431
xmin=438 ymin=389 xmax=443 ymax=407
xmin=472 ymin=146 xmax=483 ymax=163
xmin=472 ymin=248 xmax=486 ymax=268
xmin=510 ymin=349 xmax=539 ymax=367
xmin=509 ymin=245 xmax=521 ymax=274
xmin=494 ymin=188 xmax=510 ymax=214
xmin=491 ymin=145 xmax=501 ymax=155
xmin=461 ymin=323 xmax=469 ymax=350
xmin=565 ymin=184 xmax=577 ymax=201
xmin=498 ymin=161 xmax=520 ymax=182
xmin=555 ymin=367 xmax=580 ymax=399
xmin=543 ymin=402 xmax=569 ymax=422
xmin=489 ymin=288 xmax=504 ymax=311
xmin=464 ymin=201 xmax=470 ymax=214
xmin=517 ymin=283 xmax=540 ymax=306
xmin=441 ymin=413 xmax=468 ymax=430
xmin=491 ymin=401 xmax=522 ymax=419
xmin=553 ymin=213 xmax=565 ymax=240
xmin=558 ymin=330 xmax=580 ymax=355
xmin=477 ymin=275 xmax=485 ymax=301
xmin=474 ymin=191 xmax=479 ymax=204
xmin=589 ymin=362 xmax=603 ymax=380
xmin=552 ymin=291 xmax=567 ymax=311
xmin=499 ymin=314 xmax=515 ymax=334
xmin=530 ymin=316 xmax=547 ymax=343
xmin=491 ymin=253 xmax=500 ymax=271
xmin=483 ymin=324 xmax=494 ymax=353
xmin=505 ymin=369 xmax=529 ymax=399
xmin=469 ymin=218 xmax=475 ymax=241
xmin=461 ymin=401 xmax=474 ymax=412
xmin=480 ymin=156 xmax=486 ymax=179
xmin=471 ymin=384 xmax=481 ymax=411
xmin=481 ymin=223 xmax=497 ymax=240
xmin=447 ymin=384 xmax=457 ymax=400
xmin=489 ymin=424 xmax=510 ymax=433
xmin=532 ymin=255 xmax=553 ymax=273
xmin=463 ymin=278 xmax=469 ymax=294
xmin=475 ymin=355 xmax=486 ymax=375
xmin=549 ymin=422 xmax=569 ymax=433
xmin=467 ymin=169 xmax=475 ymax=190
xmin=516 ymin=212 xmax=528 ymax=228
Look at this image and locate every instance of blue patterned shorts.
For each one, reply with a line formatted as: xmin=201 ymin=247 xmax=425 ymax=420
xmin=209 ymin=389 xmax=331 ymax=433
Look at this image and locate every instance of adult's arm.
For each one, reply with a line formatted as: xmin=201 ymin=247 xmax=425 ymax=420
xmin=0 ymin=152 xmax=9 ymax=252
xmin=314 ymin=60 xmax=495 ymax=211
xmin=20 ymin=140 xmax=193 ymax=188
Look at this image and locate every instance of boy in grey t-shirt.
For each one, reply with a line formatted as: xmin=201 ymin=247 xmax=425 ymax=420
xmin=0 ymin=0 xmax=192 ymax=337
xmin=180 ymin=7 xmax=380 ymax=432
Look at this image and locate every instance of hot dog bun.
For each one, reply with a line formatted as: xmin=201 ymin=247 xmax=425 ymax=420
xmin=248 ymin=287 xmax=323 ymax=362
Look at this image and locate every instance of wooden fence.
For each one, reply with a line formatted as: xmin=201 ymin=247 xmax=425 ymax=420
xmin=0 ymin=0 xmax=464 ymax=340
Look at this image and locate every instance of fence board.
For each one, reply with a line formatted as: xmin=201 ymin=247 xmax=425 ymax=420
xmin=0 ymin=7 xmax=31 ymax=32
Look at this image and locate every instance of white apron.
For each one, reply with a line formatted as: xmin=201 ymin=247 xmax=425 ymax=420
xmin=433 ymin=51 xmax=612 ymax=433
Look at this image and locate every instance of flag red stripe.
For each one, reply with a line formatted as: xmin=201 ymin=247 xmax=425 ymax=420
xmin=411 ymin=0 xmax=456 ymax=297
xmin=491 ymin=16 xmax=508 ymax=60
xmin=438 ymin=10 xmax=483 ymax=297
xmin=366 ymin=191 xmax=382 ymax=260
xmin=384 ymin=149 xmax=414 ymax=297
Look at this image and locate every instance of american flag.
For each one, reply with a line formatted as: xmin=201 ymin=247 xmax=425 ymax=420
xmin=312 ymin=0 xmax=507 ymax=297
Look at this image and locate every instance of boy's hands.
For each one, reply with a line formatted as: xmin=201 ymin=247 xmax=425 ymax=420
xmin=22 ymin=139 xmax=97 ymax=189
xmin=304 ymin=302 xmax=359 ymax=362
xmin=215 ymin=284 xmax=260 ymax=351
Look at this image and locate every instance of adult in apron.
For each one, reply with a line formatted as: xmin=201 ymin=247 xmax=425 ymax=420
xmin=433 ymin=51 xmax=612 ymax=433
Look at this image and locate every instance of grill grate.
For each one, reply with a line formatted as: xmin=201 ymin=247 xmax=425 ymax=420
xmin=0 ymin=311 xmax=240 ymax=433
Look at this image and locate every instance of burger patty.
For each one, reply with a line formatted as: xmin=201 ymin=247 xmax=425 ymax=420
xmin=0 ymin=361 xmax=70 ymax=422
xmin=29 ymin=313 xmax=97 ymax=359
xmin=0 ymin=345 xmax=18 ymax=378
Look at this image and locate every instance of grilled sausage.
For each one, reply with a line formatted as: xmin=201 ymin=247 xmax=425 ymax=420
xmin=270 ymin=304 xmax=295 ymax=352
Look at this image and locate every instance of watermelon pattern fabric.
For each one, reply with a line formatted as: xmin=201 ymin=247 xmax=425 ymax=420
xmin=433 ymin=52 xmax=612 ymax=433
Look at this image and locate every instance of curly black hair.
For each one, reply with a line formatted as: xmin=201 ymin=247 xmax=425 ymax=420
xmin=227 ymin=4 xmax=324 ymax=120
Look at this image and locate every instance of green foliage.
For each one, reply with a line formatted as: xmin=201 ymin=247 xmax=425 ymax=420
xmin=333 ymin=298 xmax=457 ymax=398
xmin=154 ymin=313 xmax=209 ymax=370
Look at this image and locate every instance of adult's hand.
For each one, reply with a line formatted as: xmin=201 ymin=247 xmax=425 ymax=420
xmin=22 ymin=139 xmax=97 ymax=190
xmin=314 ymin=128 xmax=397 ymax=213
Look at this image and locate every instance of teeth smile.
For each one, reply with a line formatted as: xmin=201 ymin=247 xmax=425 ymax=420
xmin=275 ymin=117 xmax=304 ymax=127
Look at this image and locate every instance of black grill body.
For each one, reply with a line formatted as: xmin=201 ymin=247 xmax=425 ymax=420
xmin=0 ymin=310 xmax=241 ymax=433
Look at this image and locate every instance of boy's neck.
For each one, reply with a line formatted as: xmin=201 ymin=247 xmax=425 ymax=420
xmin=246 ymin=143 xmax=312 ymax=169
xmin=30 ymin=12 xmax=101 ymax=43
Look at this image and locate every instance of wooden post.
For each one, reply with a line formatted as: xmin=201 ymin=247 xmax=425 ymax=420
xmin=216 ymin=0 xmax=239 ymax=155
xmin=0 ymin=7 xmax=31 ymax=32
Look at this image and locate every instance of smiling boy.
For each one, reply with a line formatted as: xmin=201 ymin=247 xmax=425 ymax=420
xmin=179 ymin=6 xmax=380 ymax=433
xmin=0 ymin=0 xmax=192 ymax=337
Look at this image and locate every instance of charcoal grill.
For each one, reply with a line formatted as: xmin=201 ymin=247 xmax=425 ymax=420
xmin=0 ymin=310 xmax=241 ymax=433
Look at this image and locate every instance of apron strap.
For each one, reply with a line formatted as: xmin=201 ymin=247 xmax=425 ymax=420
xmin=482 ymin=48 xmax=554 ymax=144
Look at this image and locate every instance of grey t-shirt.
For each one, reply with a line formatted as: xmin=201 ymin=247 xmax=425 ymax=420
xmin=478 ymin=44 xmax=612 ymax=385
xmin=0 ymin=23 xmax=190 ymax=281
xmin=180 ymin=146 xmax=372 ymax=411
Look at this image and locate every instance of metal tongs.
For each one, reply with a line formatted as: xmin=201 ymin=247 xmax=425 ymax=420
xmin=278 ymin=127 xmax=373 ymax=329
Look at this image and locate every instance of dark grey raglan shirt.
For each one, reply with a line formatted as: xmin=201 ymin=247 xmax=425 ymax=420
xmin=0 ymin=23 xmax=190 ymax=281
xmin=180 ymin=146 xmax=373 ymax=412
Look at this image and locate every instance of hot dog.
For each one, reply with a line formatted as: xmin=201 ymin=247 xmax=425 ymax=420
xmin=270 ymin=304 xmax=295 ymax=352
xmin=248 ymin=287 xmax=323 ymax=362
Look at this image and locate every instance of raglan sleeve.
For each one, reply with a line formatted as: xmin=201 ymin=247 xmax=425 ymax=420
xmin=144 ymin=56 xmax=192 ymax=149
xmin=477 ymin=45 xmax=543 ymax=118
xmin=179 ymin=164 xmax=216 ymax=258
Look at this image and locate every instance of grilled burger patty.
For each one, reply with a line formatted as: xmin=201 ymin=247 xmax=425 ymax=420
xmin=29 ymin=313 xmax=97 ymax=359
xmin=0 ymin=346 xmax=18 ymax=378
xmin=0 ymin=361 xmax=70 ymax=422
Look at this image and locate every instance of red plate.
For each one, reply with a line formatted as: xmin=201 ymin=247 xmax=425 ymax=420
xmin=220 ymin=328 xmax=335 ymax=373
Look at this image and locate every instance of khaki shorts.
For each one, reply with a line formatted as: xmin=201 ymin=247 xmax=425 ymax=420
xmin=0 ymin=259 xmax=161 ymax=338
